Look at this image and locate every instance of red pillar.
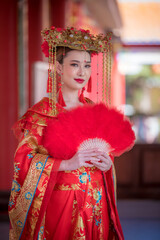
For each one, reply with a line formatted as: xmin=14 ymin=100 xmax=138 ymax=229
xmin=0 ymin=0 xmax=18 ymax=190
xmin=28 ymin=0 xmax=66 ymax=106
xmin=28 ymin=0 xmax=43 ymax=106
xmin=50 ymin=0 xmax=66 ymax=27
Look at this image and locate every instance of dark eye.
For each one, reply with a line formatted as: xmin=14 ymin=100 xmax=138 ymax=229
xmin=85 ymin=64 xmax=91 ymax=68
xmin=70 ymin=63 xmax=78 ymax=67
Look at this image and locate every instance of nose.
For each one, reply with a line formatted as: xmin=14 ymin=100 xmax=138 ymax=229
xmin=78 ymin=66 xmax=85 ymax=76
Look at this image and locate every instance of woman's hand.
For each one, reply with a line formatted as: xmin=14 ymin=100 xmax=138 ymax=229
xmin=90 ymin=150 xmax=112 ymax=172
xmin=59 ymin=149 xmax=112 ymax=171
xmin=59 ymin=149 xmax=101 ymax=171
xmin=59 ymin=149 xmax=99 ymax=171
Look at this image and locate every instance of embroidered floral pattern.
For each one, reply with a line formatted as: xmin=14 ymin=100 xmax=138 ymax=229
xmin=93 ymin=190 xmax=102 ymax=204
xmin=24 ymin=129 xmax=29 ymax=137
xmin=27 ymin=153 xmax=33 ymax=159
xmin=17 ymin=220 xmax=23 ymax=228
xmin=54 ymin=167 xmax=104 ymax=239
xmin=11 ymin=180 xmax=21 ymax=193
xmin=8 ymin=200 xmax=14 ymax=208
xmin=25 ymin=192 xmax=32 ymax=200
xmin=79 ymin=172 xmax=91 ymax=183
xmin=14 ymin=164 xmax=20 ymax=173
xmin=36 ymin=161 xmax=43 ymax=170
xmin=9 ymin=163 xmax=21 ymax=209
xmin=13 ymin=163 xmax=20 ymax=179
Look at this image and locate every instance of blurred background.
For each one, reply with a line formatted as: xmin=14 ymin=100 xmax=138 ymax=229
xmin=0 ymin=0 xmax=160 ymax=239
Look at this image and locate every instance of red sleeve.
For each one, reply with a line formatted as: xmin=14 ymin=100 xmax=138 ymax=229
xmin=9 ymin=119 xmax=61 ymax=239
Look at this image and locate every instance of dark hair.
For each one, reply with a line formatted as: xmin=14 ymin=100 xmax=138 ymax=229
xmin=56 ymin=47 xmax=73 ymax=64
xmin=56 ymin=47 xmax=91 ymax=64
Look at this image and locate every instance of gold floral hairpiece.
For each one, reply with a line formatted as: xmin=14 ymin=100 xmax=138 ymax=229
xmin=41 ymin=26 xmax=112 ymax=57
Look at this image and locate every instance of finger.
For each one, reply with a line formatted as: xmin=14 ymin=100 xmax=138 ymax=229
xmin=78 ymin=148 xmax=104 ymax=155
xmin=84 ymin=156 xmax=100 ymax=162
xmin=92 ymin=164 xmax=107 ymax=171
xmin=95 ymin=151 xmax=110 ymax=157
xmin=90 ymin=157 xmax=109 ymax=164
xmin=92 ymin=162 xmax=111 ymax=171
xmin=96 ymin=155 xmax=112 ymax=164
xmin=78 ymin=148 xmax=98 ymax=153
xmin=91 ymin=160 xmax=105 ymax=167
xmin=94 ymin=149 xmax=111 ymax=156
xmin=83 ymin=163 xmax=94 ymax=168
xmin=95 ymin=153 xmax=112 ymax=163
xmin=81 ymin=153 xmax=98 ymax=158
xmin=91 ymin=159 xmax=112 ymax=169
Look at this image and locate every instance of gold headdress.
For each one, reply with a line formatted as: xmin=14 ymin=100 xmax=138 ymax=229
xmin=41 ymin=26 xmax=112 ymax=115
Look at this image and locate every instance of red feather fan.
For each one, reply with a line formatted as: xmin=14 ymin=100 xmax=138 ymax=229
xmin=43 ymin=103 xmax=135 ymax=160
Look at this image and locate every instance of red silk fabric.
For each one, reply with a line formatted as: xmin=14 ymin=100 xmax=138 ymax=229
xmin=45 ymin=168 xmax=110 ymax=239
xmin=9 ymin=97 xmax=124 ymax=240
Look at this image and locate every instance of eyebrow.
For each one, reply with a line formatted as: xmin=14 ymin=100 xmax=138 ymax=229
xmin=70 ymin=60 xmax=91 ymax=63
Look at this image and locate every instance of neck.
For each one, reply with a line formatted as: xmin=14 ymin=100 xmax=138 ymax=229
xmin=61 ymin=85 xmax=79 ymax=104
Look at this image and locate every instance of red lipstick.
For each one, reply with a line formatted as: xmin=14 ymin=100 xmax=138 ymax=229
xmin=74 ymin=78 xmax=85 ymax=84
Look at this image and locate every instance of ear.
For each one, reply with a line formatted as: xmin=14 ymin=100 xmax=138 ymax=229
xmin=56 ymin=61 xmax=62 ymax=75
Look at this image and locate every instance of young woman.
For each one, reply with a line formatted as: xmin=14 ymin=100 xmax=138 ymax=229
xmin=9 ymin=27 xmax=135 ymax=239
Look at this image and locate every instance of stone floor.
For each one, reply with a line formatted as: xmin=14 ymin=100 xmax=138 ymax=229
xmin=1 ymin=200 xmax=160 ymax=240
xmin=117 ymin=200 xmax=160 ymax=240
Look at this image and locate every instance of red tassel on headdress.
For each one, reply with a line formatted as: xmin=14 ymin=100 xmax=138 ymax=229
xmin=58 ymin=87 xmax=66 ymax=107
xmin=47 ymin=71 xmax=61 ymax=93
xmin=79 ymin=87 xmax=86 ymax=103
xmin=47 ymin=69 xmax=52 ymax=93
xmin=87 ymin=76 xmax=92 ymax=92
xmin=47 ymin=77 xmax=50 ymax=93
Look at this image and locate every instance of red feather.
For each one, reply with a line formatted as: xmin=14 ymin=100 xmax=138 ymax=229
xmin=43 ymin=103 xmax=135 ymax=159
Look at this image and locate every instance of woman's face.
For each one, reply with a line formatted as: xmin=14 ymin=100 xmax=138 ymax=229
xmin=58 ymin=50 xmax=91 ymax=91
